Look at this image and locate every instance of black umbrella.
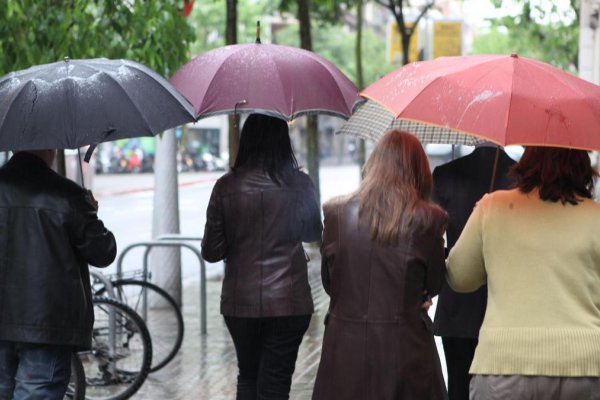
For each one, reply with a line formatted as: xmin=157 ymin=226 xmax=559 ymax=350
xmin=0 ymin=57 xmax=196 ymax=152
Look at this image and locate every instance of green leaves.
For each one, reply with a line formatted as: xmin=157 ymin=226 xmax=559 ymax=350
xmin=0 ymin=0 xmax=194 ymax=76
xmin=474 ymin=0 xmax=579 ymax=72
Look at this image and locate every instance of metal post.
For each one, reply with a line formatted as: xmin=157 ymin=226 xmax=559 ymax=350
xmin=116 ymin=241 xmax=207 ymax=334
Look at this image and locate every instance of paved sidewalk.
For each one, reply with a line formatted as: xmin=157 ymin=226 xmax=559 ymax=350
xmin=132 ymin=245 xmax=327 ymax=400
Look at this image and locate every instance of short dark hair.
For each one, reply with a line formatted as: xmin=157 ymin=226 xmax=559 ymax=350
xmin=510 ymin=146 xmax=597 ymax=205
xmin=233 ymin=113 xmax=299 ymax=185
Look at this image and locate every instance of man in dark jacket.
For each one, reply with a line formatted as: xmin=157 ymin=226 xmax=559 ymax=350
xmin=0 ymin=150 xmax=117 ymax=399
xmin=432 ymin=145 xmax=515 ymax=400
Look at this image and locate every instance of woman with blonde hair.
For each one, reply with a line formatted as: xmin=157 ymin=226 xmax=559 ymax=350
xmin=312 ymin=129 xmax=448 ymax=400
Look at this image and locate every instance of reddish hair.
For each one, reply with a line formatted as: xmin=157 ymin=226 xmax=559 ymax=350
xmin=510 ymin=146 xmax=597 ymax=205
xmin=358 ymin=129 xmax=435 ymax=245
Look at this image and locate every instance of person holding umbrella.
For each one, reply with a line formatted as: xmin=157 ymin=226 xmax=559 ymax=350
xmin=201 ymin=113 xmax=322 ymax=400
xmin=432 ymin=144 xmax=516 ymax=400
xmin=448 ymin=146 xmax=600 ymax=398
xmin=312 ymin=129 xmax=448 ymax=400
xmin=0 ymin=149 xmax=116 ymax=399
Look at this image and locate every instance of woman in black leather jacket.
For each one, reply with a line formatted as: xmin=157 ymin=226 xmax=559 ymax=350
xmin=202 ymin=113 xmax=322 ymax=400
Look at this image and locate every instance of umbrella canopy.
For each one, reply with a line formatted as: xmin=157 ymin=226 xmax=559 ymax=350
xmin=0 ymin=58 xmax=196 ymax=151
xmin=170 ymin=43 xmax=362 ymax=121
xmin=361 ymin=54 xmax=600 ymax=151
xmin=338 ymin=99 xmax=486 ymax=146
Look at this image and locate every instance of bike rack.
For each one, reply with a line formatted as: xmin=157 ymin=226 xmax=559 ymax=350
xmin=116 ymin=237 xmax=207 ymax=335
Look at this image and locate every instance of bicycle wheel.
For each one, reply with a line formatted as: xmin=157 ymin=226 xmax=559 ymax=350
xmin=79 ymin=296 xmax=152 ymax=400
xmin=96 ymin=279 xmax=184 ymax=372
xmin=63 ymin=353 xmax=86 ymax=400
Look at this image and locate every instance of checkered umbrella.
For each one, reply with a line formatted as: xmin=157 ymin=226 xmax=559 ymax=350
xmin=337 ymin=100 xmax=486 ymax=145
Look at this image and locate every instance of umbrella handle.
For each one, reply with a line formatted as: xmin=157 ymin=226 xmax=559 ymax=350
xmin=488 ymin=147 xmax=500 ymax=193
xmin=233 ymin=100 xmax=248 ymax=131
xmin=77 ymin=147 xmax=86 ymax=189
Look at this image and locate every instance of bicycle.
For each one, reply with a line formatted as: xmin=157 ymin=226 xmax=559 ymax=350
xmin=76 ymin=296 xmax=153 ymax=400
xmin=63 ymin=353 xmax=86 ymax=400
xmin=92 ymin=272 xmax=184 ymax=372
xmin=91 ymin=269 xmax=184 ymax=372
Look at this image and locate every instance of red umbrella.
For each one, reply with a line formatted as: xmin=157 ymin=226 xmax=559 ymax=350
xmin=362 ymin=54 xmax=600 ymax=151
xmin=170 ymin=42 xmax=362 ymax=121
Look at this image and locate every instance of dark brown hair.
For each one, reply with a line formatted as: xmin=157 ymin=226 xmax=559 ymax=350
xmin=233 ymin=113 xmax=298 ymax=185
xmin=510 ymin=146 xmax=597 ymax=205
xmin=358 ymin=129 xmax=434 ymax=245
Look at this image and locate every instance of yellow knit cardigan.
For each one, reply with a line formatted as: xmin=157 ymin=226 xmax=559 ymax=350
xmin=448 ymin=188 xmax=600 ymax=377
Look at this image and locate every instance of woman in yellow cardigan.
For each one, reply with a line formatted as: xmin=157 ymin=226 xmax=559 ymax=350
xmin=448 ymin=146 xmax=600 ymax=399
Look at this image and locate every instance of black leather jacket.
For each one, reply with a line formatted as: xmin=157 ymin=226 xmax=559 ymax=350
xmin=202 ymin=164 xmax=322 ymax=317
xmin=0 ymin=152 xmax=116 ymax=349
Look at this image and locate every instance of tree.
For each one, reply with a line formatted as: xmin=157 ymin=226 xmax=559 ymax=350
xmin=473 ymin=1 xmax=579 ymax=71
xmin=0 ymin=0 xmax=195 ymax=77
xmin=374 ymin=0 xmax=435 ymax=65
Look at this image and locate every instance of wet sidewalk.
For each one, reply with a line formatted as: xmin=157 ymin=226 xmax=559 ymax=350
xmin=132 ymin=245 xmax=328 ymax=400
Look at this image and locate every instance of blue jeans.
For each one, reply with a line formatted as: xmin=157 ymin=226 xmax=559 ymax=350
xmin=224 ymin=315 xmax=311 ymax=400
xmin=0 ymin=340 xmax=72 ymax=400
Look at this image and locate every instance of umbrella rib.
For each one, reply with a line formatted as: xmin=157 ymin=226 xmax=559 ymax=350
xmin=119 ymin=61 xmax=195 ymax=127
xmin=0 ymin=80 xmax=38 ymax=148
xmin=505 ymin=56 xmax=517 ymax=141
xmin=305 ymin=52 xmax=355 ymax=115
xmin=270 ymin=51 xmax=294 ymax=120
xmin=98 ymin=72 xmax=156 ymax=136
xmin=199 ymin=48 xmax=250 ymax=114
xmin=531 ymin=61 xmax=600 ymax=137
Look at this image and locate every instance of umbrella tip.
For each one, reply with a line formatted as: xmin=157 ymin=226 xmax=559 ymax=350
xmin=510 ymin=53 xmax=518 ymax=58
xmin=256 ymin=21 xmax=261 ymax=44
xmin=63 ymin=56 xmax=70 ymax=63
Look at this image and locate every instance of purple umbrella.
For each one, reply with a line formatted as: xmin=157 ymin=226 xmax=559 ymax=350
xmin=170 ymin=42 xmax=362 ymax=121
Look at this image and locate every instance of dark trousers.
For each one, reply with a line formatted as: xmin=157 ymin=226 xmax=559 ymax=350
xmin=0 ymin=340 xmax=72 ymax=400
xmin=224 ymin=315 xmax=311 ymax=400
xmin=442 ymin=337 xmax=478 ymax=400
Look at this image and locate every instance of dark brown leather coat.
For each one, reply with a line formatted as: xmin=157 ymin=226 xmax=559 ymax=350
xmin=313 ymin=196 xmax=448 ymax=400
xmin=201 ymin=164 xmax=322 ymax=317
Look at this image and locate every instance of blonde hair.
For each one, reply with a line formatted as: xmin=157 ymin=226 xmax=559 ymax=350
xmin=358 ymin=129 xmax=433 ymax=245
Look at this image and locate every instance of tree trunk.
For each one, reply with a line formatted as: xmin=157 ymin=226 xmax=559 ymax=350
xmin=226 ymin=0 xmax=240 ymax=167
xmin=401 ymin=33 xmax=410 ymax=65
xmin=355 ymin=0 xmax=366 ymax=175
xmin=385 ymin=0 xmax=434 ymax=66
xmin=297 ymin=0 xmax=321 ymax=205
